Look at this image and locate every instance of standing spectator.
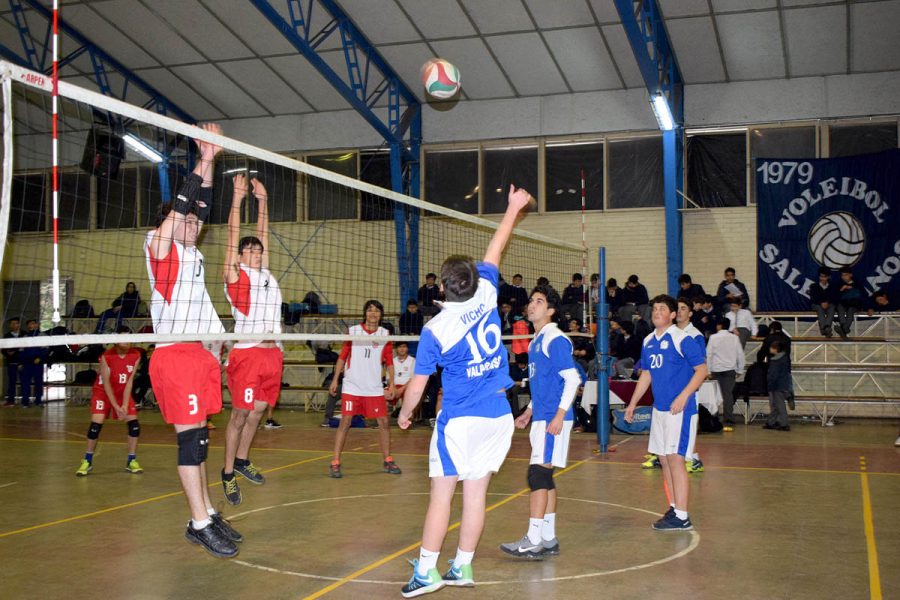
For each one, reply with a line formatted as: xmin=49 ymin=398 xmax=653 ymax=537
xmin=399 ymin=299 xmax=424 ymax=356
xmin=867 ymin=290 xmax=896 ymax=316
xmin=725 ymin=300 xmax=758 ymax=348
xmin=418 ymin=273 xmax=442 ymax=317
xmin=19 ymin=319 xmax=48 ymax=407
xmin=3 ymin=317 xmax=22 ymax=407
xmin=95 ymin=282 xmax=142 ymax=333
xmin=606 ymin=278 xmax=623 ymax=316
xmin=809 ymin=267 xmax=839 ymax=337
xmin=560 ymin=273 xmax=585 ymax=322
xmin=677 ymin=274 xmax=705 ymax=302
xmin=716 ymin=267 xmax=750 ymax=310
xmin=756 ymin=321 xmax=792 ymax=365
xmin=835 ymin=267 xmax=865 ymax=339
xmin=706 ymin=321 xmax=745 ymax=427
xmin=618 ymin=274 xmax=650 ymax=326
xmin=763 ymin=340 xmax=792 ymax=431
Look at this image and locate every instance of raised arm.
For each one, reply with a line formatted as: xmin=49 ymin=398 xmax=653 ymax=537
xmin=224 ymin=173 xmax=247 ymax=285
xmin=149 ymin=123 xmax=223 ymax=260
xmin=251 ymin=178 xmax=270 ymax=270
xmin=483 ymin=184 xmax=533 ymax=267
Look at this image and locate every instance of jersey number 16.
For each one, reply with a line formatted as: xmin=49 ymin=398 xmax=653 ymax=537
xmin=465 ymin=316 xmax=502 ymax=365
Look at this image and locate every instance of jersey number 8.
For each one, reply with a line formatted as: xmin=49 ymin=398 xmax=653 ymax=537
xmin=465 ymin=315 xmax=502 ymax=365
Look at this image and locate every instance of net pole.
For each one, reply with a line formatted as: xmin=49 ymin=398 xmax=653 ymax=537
xmin=0 ymin=75 xmax=13 ymax=272
xmin=50 ymin=0 xmax=60 ymax=324
xmin=581 ymin=168 xmax=588 ymax=327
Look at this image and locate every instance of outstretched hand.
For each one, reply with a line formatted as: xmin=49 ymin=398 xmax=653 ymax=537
xmin=250 ymin=178 xmax=267 ymax=200
xmin=232 ymin=173 xmax=248 ymax=201
xmin=196 ymin=122 xmax=223 ymax=161
xmin=507 ymin=184 xmax=534 ymax=213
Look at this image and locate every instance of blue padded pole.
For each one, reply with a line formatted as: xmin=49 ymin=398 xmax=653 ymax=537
xmin=596 ymin=247 xmax=610 ymax=453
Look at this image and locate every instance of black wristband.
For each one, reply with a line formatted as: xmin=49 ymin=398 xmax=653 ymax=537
xmin=193 ymin=198 xmax=212 ymax=223
xmin=173 ymin=173 xmax=203 ymax=216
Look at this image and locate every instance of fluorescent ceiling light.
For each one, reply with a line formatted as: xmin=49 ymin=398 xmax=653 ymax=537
xmin=123 ymin=133 xmax=164 ymax=163
xmin=650 ymin=94 xmax=675 ymax=131
xmin=223 ymin=168 xmax=259 ymax=175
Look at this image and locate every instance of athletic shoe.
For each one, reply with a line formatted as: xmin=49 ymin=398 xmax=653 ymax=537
xmin=401 ymin=560 xmax=445 ymax=598
xmin=894 ymin=435 xmax=900 ymax=447
xmin=442 ymin=560 xmax=474 ymax=587
xmin=184 ymin=521 xmax=239 ymax=558
xmin=662 ymin=506 xmax=675 ymax=519
xmin=222 ymin=471 xmax=242 ymax=505
xmin=329 ymin=462 xmax=342 ymax=479
xmin=685 ymin=457 xmax=704 ymax=473
xmin=383 ymin=458 xmax=402 ymax=475
xmin=652 ymin=513 xmax=693 ymax=532
xmin=541 ymin=538 xmax=560 ymax=556
xmin=641 ymin=454 xmax=661 ymax=469
xmin=75 ymin=459 xmax=92 ymax=477
xmin=723 ymin=425 xmax=734 ymax=432
xmin=264 ymin=419 xmax=283 ymax=430
xmin=125 ymin=459 xmax=143 ymax=474
xmin=499 ymin=536 xmax=545 ymax=560
xmin=211 ymin=512 xmax=243 ymax=543
xmin=234 ymin=461 xmax=265 ymax=485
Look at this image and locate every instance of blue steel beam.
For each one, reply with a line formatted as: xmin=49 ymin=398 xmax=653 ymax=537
xmin=615 ymin=0 xmax=684 ymax=296
xmin=11 ymin=0 xmax=195 ymax=123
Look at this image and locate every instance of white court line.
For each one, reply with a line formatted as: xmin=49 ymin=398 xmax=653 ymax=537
xmin=0 ymin=482 xmax=18 ymax=490
xmin=231 ymin=492 xmax=700 ymax=585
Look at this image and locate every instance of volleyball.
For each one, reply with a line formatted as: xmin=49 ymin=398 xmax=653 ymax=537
xmin=808 ymin=211 xmax=866 ymax=268
xmin=421 ymin=58 xmax=460 ymax=100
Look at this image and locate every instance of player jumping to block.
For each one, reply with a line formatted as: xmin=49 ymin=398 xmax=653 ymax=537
xmin=625 ymin=295 xmax=707 ymax=531
xmin=500 ymin=284 xmax=581 ymax=559
xmin=221 ymin=174 xmax=284 ymax=505
xmin=75 ymin=326 xmax=143 ymax=476
xmin=328 ymin=299 xmax=400 ymax=478
xmin=397 ymin=184 xmax=534 ymax=597
xmin=144 ymin=123 xmax=242 ymax=558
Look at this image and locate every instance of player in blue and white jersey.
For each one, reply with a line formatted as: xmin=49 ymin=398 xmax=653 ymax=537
xmin=625 ymin=295 xmax=708 ymax=532
xmin=500 ymin=284 xmax=582 ymax=560
xmin=397 ymin=185 xmax=534 ymax=597
xmin=677 ymin=296 xmax=707 ymax=474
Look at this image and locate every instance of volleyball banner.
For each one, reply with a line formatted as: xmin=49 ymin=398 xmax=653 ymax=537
xmin=756 ymin=149 xmax=900 ymax=311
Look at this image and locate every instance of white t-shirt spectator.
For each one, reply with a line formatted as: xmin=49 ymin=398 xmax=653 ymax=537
xmin=726 ymin=308 xmax=758 ymax=336
xmin=393 ymin=355 xmax=415 ymax=387
xmin=706 ymin=329 xmax=746 ymax=374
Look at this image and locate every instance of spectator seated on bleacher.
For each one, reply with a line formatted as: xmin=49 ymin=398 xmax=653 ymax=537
xmin=612 ymin=320 xmax=642 ymax=379
xmin=417 ymin=273 xmax=442 ymax=316
xmin=95 ymin=282 xmax=141 ymax=334
xmin=567 ymin=318 xmax=596 ymax=375
xmin=499 ymin=273 xmax=529 ymax=315
xmin=867 ymin=290 xmax=896 ymax=316
xmin=560 ymin=273 xmax=585 ymax=321
xmin=678 ymin=273 xmax=706 ymax=301
xmin=506 ymin=352 xmax=529 ymax=417
xmin=725 ymin=299 xmax=758 ymax=348
xmin=690 ymin=296 xmax=717 ymax=338
xmin=605 ymin=278 xmax=623 ymax=317
xmin=716 ymin=267 xmax=750 ymax=311
xmin=809 ymin=267 xmax=839 ymax=337
xmin=617 ymin=274 xmax=650 ymax=325
xmin=835 ymin=267 xmax=866 ymax=339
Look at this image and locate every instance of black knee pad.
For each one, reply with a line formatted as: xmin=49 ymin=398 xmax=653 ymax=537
xmin=87 ymin=422 xmax=103 ymax=440
xmin=176 ymin=427 xmax=208 ymax=466
xmin=127 ymin=419 xmax=140 ymax=438
xmin=527 ymin=464 xmax=555 ymax=491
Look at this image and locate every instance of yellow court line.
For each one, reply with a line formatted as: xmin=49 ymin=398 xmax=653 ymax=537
xmin=859 ymin=457 xmax=882 ymax=600
xmin=0 ymin=453 xmax=333 ymax=539
xmin=302 ymin=459 xmax=588 ymax=600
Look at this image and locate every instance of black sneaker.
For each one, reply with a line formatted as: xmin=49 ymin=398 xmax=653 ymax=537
xmin=185 ymin=521 xmax=239 ymax=558
xmin=234 ymin=461 xmax=265 ymax=485
xmin=222 ymin=471 xmax=242 ymax=506
xmin=211 ymin=512 xmax=243 ymax=543
xmin=329 ymin=462 xmax=342 ymax=478
xmin=383 ymin=458 xmax=402 ymax=475
xmin=652 ymin=512 xmax=693 ymax=531
xmin=264 ymin=419 xmax=283 ymax=430
xmin=541 ymin=538 xmax=560 ymax=556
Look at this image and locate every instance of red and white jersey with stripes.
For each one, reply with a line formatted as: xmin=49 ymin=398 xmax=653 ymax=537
xmin=339 ymin=323 xmax=393 ymax=397
xmin=92 ymin=347 xmax=141 ymax=399
xmin=224 ymin=264 xmax=283 ymax=349
xmin=393 ymin=355 xmax=415 ymax=386
xmin=144 ymin=231 xmax=224 ymax=345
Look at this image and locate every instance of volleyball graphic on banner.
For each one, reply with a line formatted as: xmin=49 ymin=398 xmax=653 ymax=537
xmin=807 ymin=211 xmax=866 ymax=268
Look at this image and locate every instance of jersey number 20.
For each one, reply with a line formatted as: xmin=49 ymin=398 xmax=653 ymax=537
xmin=649 ymin=354 xmax=664 ymax=369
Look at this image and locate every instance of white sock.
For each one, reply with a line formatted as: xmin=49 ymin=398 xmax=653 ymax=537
xmin=417 ymin=548 xmax=439 ymax=576
xmin=206 ymin=507 xmax=217 ymax=517
xmin=453 ymin=548 xmax=475 ymax=567
xmin=692 ymin=452 xmax=700 ymax=461
xmin=542 ymin=513 xmax=557 ymax=541
xmin=675 ymin=509 xmax=689 ymax=521
xmin=527 ymin=518 xmax=543 ymax=545
xmin=191 ymin=517 xmax=211 ymax=529
xmin=670 ymin=503 xmax=676 ymax=508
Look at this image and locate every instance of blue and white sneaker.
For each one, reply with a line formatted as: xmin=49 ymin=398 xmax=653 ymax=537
xmin=401 ymin=560 xmax=445 ymax=598
xmin=442 ymin=559 xmax=474 ymax=587
xmin=652 ymin=512 xmax=693 ymax=531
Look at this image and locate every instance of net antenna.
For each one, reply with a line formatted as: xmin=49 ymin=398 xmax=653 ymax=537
xmin=50 ymin=0 xmax=60 ymax=323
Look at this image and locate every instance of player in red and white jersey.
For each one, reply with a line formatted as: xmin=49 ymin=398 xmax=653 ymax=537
xmin=327 ymin=300 xmax=400 ymax=478
xmin=391 ymin=340 xmax=415 ymax=415
xmin=74 ymin=327 xmax=143 ymax=477
xmin=220 ymin=174 xmax=284 ymax=505
xmin=143 ymin=123 xmax=240 ymax=559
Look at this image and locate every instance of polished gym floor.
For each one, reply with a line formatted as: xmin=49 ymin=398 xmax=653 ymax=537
xmin=1 ymin=403 xmax=897 ymax=600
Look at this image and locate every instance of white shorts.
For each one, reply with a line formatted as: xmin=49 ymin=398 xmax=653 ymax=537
xmin=529 ymin=420 xmax=573 ymax=468
xmin=429 ymin=412 xmax=514 ymax=480
xmin=648 ymin=408 xmax=697 ymax=458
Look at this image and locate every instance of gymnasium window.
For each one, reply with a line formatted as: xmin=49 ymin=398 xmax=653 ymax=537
xmin=246 ymin=158 xmax=297 ymax=223
xmin=306 ymin=152 xmax=359 ymax=220
xmin=749 ymin=126 xmax=816 ymax=203
xmin=607 ymin=136 xmax=664 ymax=209
xmin=58 ymin=170 xmax=91 ymax=230
xmin=138 ymin=165 xmax=178 ymax=228
xmin=482 ymin=146 xmax=538 ymax=214
xmin=829 ymin=122 xmax=898 ymax=157
xmin=359 ymin=151 xmax=396 ymax=221
xmin=545 ymin=142 xmax=603 ymax=212
xmin=10 ymin=173 xmax=47 ymax=232
xmin=424 ymin=149 xmax=478 ymax=214
xmin=685 ymin=132 xmax=747 ymax=208
xmin=97 ymin=167 xmax=139 ymax=229
xmin=2 ymin=280 xmax=42 ymax=322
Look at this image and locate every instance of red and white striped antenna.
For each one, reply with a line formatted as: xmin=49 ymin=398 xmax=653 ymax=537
xmin=51 ymin=0 xmax=60 ymax=323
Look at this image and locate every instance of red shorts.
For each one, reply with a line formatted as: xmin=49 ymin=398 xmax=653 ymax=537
xmin=91 ymin=394 xmax=137 ymax=420
xmin=341 ymin=393 xmax=387 ymax=419
xmin=389 ymin=384 xmax=407 ymax=405
xmin=150 ymin=344 xmax=222 ymax=425
xmin=226 ymin=346 xmax=283 ymax=409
